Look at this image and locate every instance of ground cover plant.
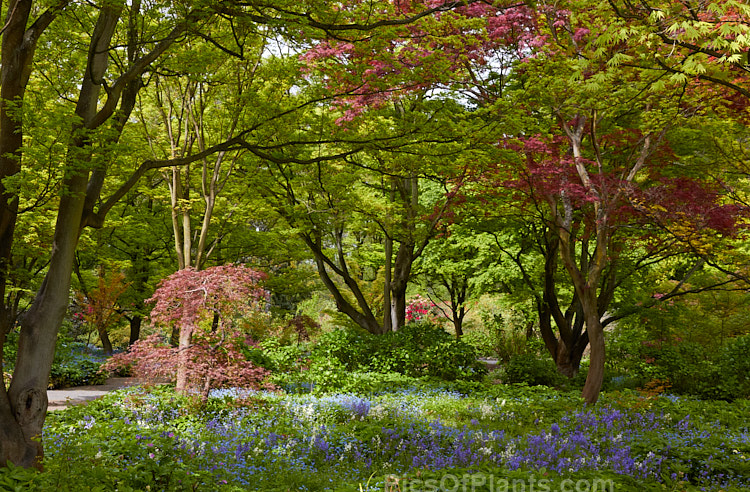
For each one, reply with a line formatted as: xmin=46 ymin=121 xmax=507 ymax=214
xmin=1 ymin=381 xmax=746 ymax=491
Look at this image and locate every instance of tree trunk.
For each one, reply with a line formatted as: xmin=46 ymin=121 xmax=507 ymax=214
xmin=383 ymin=232 xmax=393 ymax=333
xmin=301 ymin=233 xmax=384 ymax=334
xmin=452 ymin=309 xmax=465 ymax=338
xmin=553 ymin=340 xmax=583 ymax=378
xmin=4 ymin=162 xmax=88 ymax=467
xmin=129 ymin=315 xmax=142 ymax=346
xmin=170 ymin=325 xmax=180 ymax=347
xmin=0 ymin=4 xmax=123 ymax=468
xmin=97 ymin=323 xmax=114 ymax=355
xmin=0 ymin=4 xmax=34 ymax=465
xmin=390 ymin=241 xmax=414 ymax=330
xmin=175 ymin=325 xmax=193 ymax=393
xmin=581 ymin=303 xmax=605 ymax=404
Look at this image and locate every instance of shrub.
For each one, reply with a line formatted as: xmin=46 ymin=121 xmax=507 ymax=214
xmin=461 ymin=330 xmax=496 ymax=358
xmin=50 ymin=358 xmax=107 ymax=389
xmin=312 ymin=328 xmax=378 ymax=371
xmin=477 ymin=308 xmax=531 ymax=362
xmin=311 ymin=323 xmax=487 ymax=383
xmin=503 ymin=353 xmax=564 ymax=387
xmin=630 ymin=334 xmax=750 ymax=401
xmin=256 ymin=338 xmax=309 ymax=373
xmin=693 ymin=334 xmax=750 ymax=401
xmin=48 ymin=341 xmax=108 ymax=389
xmin=102 ymin=331 xmax=274 ymax=397
xmin=404 ymin=295 xmax=440 ymax=324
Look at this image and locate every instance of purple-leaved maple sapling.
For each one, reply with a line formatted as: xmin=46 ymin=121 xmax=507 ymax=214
xmin=74 ymin=266 xmax=130 ymax=355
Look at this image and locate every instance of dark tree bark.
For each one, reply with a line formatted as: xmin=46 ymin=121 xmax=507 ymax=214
xmin=0 ymin=0 xmax=188 ymax=467
xmin=0 ymin=0 xmax=71 ymax=469
xmin=128 ymin=315 xmax=142 ymax=346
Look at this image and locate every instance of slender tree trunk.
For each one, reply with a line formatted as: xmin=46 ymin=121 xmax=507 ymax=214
xmin=170 ymin=325 xmax=180 ymax=347
xmin=452 ymin=309 xmax=465 ymax=338
xmin=383 ymin=233 xmax=393 ymax=333
xmin=129 ymin=315 xmax=142 ymax=346
xmin=175 ymin=325 xmax=193 ymax=392
xmin=390 ymin=241 xmax=414 ymax=330
xmin=97 ymin=322 xmax=114 ymax=355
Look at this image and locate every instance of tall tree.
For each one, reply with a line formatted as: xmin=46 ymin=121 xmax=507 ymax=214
xmin=489 ymin=2 xmax=747 ymax=403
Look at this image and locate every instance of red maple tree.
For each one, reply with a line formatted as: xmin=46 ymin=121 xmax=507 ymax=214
xmin=104 ymin=264 xmax=271 ymax=399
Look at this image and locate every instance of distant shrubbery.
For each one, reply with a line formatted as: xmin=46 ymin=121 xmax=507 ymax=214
xmin=503 ymin=353 xmax=564 ymax=387
xmin=628 ymin=334 xmax=750 ymax=401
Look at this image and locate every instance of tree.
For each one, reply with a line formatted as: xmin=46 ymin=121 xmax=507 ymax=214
xmin=415 ymin=224 xmax=504 ymax=337
xmin=146 ymin=264 xmax=267 ymax=394
xmin=74 ymin=265 xmax=129 ymax=354
xmin=487 ymin=1 xmax=748 ymax=403
xmin=255 ymin=97 xmax=469 ymax=334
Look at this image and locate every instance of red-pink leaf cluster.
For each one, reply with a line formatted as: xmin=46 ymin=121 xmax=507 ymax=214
xmin=500 ymin=135 xmax=747 ymax=237
xmin=147 ymin=264 xmax=268 ymax=330
xmin=300 ymin=2 xmax=536 ymax=123
xmin=102 ymin=333 xmax=274 ymax=391
xmin=405 ymin=295 xmax=440 ymax=324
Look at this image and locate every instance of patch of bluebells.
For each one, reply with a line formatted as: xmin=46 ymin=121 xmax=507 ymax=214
xmin=43 ymin=387 xmax=750 ymax=491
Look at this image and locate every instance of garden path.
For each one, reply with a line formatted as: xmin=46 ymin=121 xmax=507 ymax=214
xmin=47 ymin=377 xmax=142 ymax=411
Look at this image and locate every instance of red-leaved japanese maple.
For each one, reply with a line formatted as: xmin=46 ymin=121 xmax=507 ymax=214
xmin=103 ymin=331 xmax=274 ymax=401
xmin=468 ymin=1 xmax=748 ymax=404
xmin=120 ymin=264 xmax=270 ymax=396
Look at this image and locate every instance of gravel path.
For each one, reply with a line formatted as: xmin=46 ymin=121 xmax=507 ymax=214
xmin=47 ymin=377 xmax=143 ymax=411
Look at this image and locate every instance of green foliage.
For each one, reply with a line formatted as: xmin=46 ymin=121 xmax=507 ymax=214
xmin=0 ymin=461 xmax=42 ymax=492
xmin=616 ymin=334 xmax=750 ymax=401
xmin=312 ymin=328 xmax=377 ymax=371
xmin=460 ymin=297 xmax=532 ymax=361
xmin=503 ymin=353 xmax=564 ymax=387
xmin=307 ymin=356 xmax=350 ymax=393
xmin=49 ymin=359 xmax=107 ymax=390
xmin=42 ymin=392 xmax=210 ymax=491
xmin=34 ymin=383 xmax=750 ymax=491
xmin=309 ymin=323 xmax=487 ymax=389
xmin=49 ymin=341 xmax=108 ymax=389
xmin=244 ymin=338 xmax=305 ymax=375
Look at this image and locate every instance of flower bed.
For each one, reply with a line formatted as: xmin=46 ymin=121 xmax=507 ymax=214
xmin=7 ymin=385 xmax=748 ymax=491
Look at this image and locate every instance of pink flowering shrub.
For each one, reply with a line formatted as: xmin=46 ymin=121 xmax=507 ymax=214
xmin=405 ymin=295 xmax=440 ymax=324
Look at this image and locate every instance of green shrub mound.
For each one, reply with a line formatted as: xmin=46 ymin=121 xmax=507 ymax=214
xmin=503 ymin=353 xmax=565 ymax=387
xmin=630 ymin=334 xmax=750 ymax=401
xmin=301 ymin=323 xmax=487 ymax=393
